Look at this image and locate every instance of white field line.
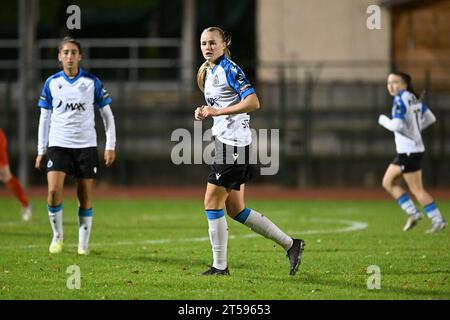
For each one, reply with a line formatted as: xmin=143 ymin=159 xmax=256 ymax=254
xmin=0 ymin=218 xmax=368 ymax=250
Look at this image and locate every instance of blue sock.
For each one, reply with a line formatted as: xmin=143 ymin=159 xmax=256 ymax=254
xmin=233 ymin=208 xmax=251 ymax=224
xmin=423 ymin=202 xmax=442 ymax=221
xmin=396 ymin=193 xmax=419 ymax=216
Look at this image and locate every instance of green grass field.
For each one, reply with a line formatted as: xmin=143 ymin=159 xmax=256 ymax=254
xmin=0 ymin=197 xmax=449 ymax=300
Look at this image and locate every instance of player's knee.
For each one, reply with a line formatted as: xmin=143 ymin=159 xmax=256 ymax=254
xmin=225 ymin=206 xmax=237 ymax=218
xmin=381 ymin=178 xmax=392 ymax=191
xmin=225 ymin=203 xmax=243 ymax=218
xmin=48 ymin=189 xmax=61 ymax=204
xmin=0 ymin=167 xmax=12 ymax=182
xmin=204 ymin=198 xmax=212 ymax=210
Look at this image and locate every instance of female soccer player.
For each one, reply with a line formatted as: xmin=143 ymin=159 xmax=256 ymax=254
xmin=194 ymin=27 xmax=305 ymax=276
xmin=0 ymin=128 xmax=32 ymax=221
xmin=378 ymin=71 xmax=447 ymax=233
xmin=35 ymin=37 xmax=116 ymax=255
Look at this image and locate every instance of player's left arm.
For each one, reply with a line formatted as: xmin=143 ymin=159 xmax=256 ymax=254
xmin=94 ymin=76 xmax=116 ymax=167
xmin=98 ymin=104 xmax=116 ymax=167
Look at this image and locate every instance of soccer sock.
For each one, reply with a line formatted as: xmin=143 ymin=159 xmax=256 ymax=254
xmin=234 ymin=208 xmax=293 ymax=251
xmin=78 ymin=208 xmax=93 ymax=251
xmin=5 ymin=176 xmax=29 ymax=208
xmin=396 ymin=193 xmax=419 ymax=216
xmin=48 ymin=203 xmax=63 ymax=242
xmin=206 ymin=209 xmax=228 ymax=270
xmin=423 ymin=202 xmax=443 ymax=223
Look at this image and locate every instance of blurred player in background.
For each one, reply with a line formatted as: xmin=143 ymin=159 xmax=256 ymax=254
xmin=379 ymin=71 xmax=447 ymax=233
xmin=194 ymin=27 xmax=305 ymax=276
xmin=35 ymin=37 xmax=116 ymax=255
xmin=0 ymin=128 xmax=32 ymax=221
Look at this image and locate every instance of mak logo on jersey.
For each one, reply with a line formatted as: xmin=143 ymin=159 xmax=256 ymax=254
xmin=65 ymin=102 xmax=86 ymax=111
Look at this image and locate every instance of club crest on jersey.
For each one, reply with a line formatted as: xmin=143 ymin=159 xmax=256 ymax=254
xmin=213 ymin=75 xmax=220 ymax=87
xmin=79 ymin=83 xmax=87 ymax=92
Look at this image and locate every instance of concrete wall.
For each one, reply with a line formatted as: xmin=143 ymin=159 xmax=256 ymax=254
xmin=257 ymin=0 xmax=392 ymax=82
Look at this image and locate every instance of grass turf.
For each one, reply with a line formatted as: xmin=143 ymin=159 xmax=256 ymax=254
xmin=0 ymin=197 xmax=449 ymax=300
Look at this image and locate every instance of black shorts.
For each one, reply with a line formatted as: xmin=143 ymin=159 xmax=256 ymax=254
xmin=46 ymin=146 xmax=99 ymax=179
xmin=392 ymin=152 xmax=424 ymax=173
xmin=207 ymin=139 xmax=254 ymax=190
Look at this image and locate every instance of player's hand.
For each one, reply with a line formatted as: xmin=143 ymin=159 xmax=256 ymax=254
xmin=378 ymin=114 xmax=389 ymax=126
xmin=104 ymin=149 xmax=116 ymax=167
xmin=199 ymin=106 xmax=219 ymax=118
xmin=35 ymin=154 xmax=45 ymax=171
xmin=195 ymin=106 xmax=206 ymax=120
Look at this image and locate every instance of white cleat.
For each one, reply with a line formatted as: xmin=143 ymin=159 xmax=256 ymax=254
xmin=78 ymin=247 xmax=89 ymax=256
xmin=49 ymin=239 xmax=64 ymax=254
xmin=403 ymin=213 xmax=423 ymax=231
xmin=426 ymin=220 xmax=448 ymax=234
xmin=21 ymin=205 xmax=32 ymax=222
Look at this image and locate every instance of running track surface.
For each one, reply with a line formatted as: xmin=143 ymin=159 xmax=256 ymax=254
xmin=1 ymin=185 xmax=450 ymax=200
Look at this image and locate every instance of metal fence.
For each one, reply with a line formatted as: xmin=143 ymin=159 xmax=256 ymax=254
xmin=1 ymin=39 xmax=449 ymax=187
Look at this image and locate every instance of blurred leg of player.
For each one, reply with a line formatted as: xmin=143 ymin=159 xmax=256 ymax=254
xmin=77 ymin=179 xmax=94 ymax=255
xmin=403 ymin=170 xmax=447 ymax=233
xmin=0 ymin=130 xmax=32 ymax=221
xmin=227 ymin=184 xmax=305 ymax=276
xmin=382 ymin=164 xmax=422 ymax=231
xmin=47 ymin=171 xmax=65 ymax=253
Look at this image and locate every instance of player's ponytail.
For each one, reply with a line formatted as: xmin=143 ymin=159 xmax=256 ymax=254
xmin=391 ymin=71 xmax=420 ymax=100
xmin=197 ymin=61 xmax=209 ymax=92
xmin=197 ymin=27 xmax=232 ymax=92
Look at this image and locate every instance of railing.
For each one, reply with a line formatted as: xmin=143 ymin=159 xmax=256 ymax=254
xmin=0 ymin=38 xmax=182 ymax=82
xmin=1 ymin=55 xmax=449 ymax=187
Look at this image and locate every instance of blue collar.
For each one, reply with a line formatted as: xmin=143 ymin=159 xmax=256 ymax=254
xmin=397 ymin=89 xmax=406 ymax=98
xmin=211 ymin=55 xmax=226 ymax=74
xmin=62 ymin=68 xmax=84 ymax=84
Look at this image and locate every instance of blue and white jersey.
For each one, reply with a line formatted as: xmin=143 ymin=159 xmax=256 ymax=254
xmin=391 ymin=90 xmax=426 ymax=154
xmin=38 ymin=68 xmax=112 ymax=149
xmin=204 ymin=55 xmax=256 ymax=147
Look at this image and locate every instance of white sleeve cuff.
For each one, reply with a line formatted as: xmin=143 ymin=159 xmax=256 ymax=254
xmin=378 ymin=115 xmax=404 ymax=132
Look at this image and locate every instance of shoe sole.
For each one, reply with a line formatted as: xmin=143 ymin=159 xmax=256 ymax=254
xmin=426 ymin=223 xmax=448 ymax=234
xmin=290 ymin=240 xmax=305 ymax=276
xmin=403 ymin=216 xmax=422 ymax=231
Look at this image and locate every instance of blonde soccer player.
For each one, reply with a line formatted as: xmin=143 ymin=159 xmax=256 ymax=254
xmin=194 ymin=27 xmax=305 ymax=276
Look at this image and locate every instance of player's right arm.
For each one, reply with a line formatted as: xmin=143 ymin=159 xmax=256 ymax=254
xmin=35 ymin=108 xmax=52 ymax=170
xmin=378 ymin=114 xmax=405 ymax=132
xmin=35 ymin=78 xmax=53 ymax=170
